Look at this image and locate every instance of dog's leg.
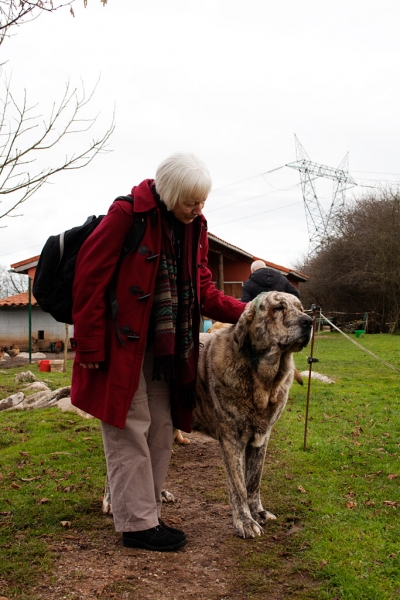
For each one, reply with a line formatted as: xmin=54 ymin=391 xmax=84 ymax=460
xmin=103 ymin=472 xmax=175 ymax=511
xmin=102 ymin=474 xmax=112 ymax=514
xmin=174 ymin=429 xmax=190 ymax=445
xmin=161 ymin=490 xmax=176 ymax=503
xmin=218 ymin=435 xmax=263 ymax=539
xmin=245 ymin=442 xmax=276 ymax=524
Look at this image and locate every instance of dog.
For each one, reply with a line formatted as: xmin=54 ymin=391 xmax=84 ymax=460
xmin=192 ymin=291 xmax=312 ymax=538
xmin=207 ymin=320 xmax=304 ymax=385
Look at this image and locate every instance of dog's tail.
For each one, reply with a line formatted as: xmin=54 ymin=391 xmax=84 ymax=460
xmin=293 ymin=368 xmax=303 ymax=386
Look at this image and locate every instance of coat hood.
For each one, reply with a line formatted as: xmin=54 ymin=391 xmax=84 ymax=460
xmin=250 ymin=267 xmax=281 ymax=289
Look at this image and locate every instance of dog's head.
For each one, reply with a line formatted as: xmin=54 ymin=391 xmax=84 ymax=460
xmin=233 ymin=291 xmax=312 ymax=354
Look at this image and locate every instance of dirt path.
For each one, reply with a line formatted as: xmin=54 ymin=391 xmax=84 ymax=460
xmin=22 ymin=432 xmax=317 ymax=600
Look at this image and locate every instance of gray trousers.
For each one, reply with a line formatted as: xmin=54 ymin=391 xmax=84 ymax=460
xmin=101 ymin=347 xmax=173 ymax=533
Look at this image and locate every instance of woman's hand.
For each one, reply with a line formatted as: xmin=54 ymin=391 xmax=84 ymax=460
xmin=80 ymin=362 xmax=99 ymax=369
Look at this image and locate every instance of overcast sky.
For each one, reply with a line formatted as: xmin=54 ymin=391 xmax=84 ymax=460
xmin=1 ymin=0 xmax=400 ymax=275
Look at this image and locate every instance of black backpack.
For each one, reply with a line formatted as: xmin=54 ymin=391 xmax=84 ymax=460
xmin=33 ymin=196 xmax=146 ymax=326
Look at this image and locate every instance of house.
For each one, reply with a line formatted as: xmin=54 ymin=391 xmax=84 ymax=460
xmin=0 ymin=235 xmax=307 ymax=350
xmin=0 ymin=255 xmax=70 ymax=351
xmin=206 ymin=233 xmax=306 ymax=298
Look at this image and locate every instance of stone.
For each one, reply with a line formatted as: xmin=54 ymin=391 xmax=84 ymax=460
xmin=17 ymin=352 xmax=47 ymax=359
xmin=24 ymin=382 xmax=51 ymax=391
xmin=56 ymin=396 xmax=93 ymax=419
xmin=299 ymin=371 xmax=335 ymax=384
xmin=0 ymin=392 xmax=25 ymax=411
xmin=14 ymin=371 xmax=38 ymax=383
xmin=24 ymin=387 xmax=71 ymax=409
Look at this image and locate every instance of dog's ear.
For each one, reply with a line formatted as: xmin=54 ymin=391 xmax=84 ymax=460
xmin=233 ymin=305 xmax=254 ymax=351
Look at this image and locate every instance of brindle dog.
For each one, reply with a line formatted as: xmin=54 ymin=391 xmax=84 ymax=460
xmin=193 ymin=291 xmax=312 ymax=538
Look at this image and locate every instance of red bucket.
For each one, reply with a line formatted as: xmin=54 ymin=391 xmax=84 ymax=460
xmin=38 ymin=360 xmax=51 ymax=372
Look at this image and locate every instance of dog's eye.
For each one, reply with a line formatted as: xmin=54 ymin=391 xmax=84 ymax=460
xmin=273 ymin=305 xmax=285 ymax=312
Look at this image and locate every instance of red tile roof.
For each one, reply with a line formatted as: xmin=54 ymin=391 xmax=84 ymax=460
xmin=0 ymin=292 xmax=38 ymax=307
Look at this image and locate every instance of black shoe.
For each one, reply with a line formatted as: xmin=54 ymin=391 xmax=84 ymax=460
xmin=158 ymin=519 xmax=186 ymax=539
xmin=122 ymin=525 xmax=187 ymax=551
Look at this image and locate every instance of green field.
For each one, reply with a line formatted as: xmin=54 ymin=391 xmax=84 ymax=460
xmin=0 ymin=332 xmax=400 ymax=598
xmin=247 ymin=332 xmax=400 ymax=598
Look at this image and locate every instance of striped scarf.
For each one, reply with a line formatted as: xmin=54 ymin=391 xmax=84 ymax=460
xmin=152 ymin=204 xmax=197 ymax=408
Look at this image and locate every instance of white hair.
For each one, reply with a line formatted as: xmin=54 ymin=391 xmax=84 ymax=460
xmin=251 ymin=260 xmax=266 ymax=273
xmin=154 ymin=152 xmax=212 ymax=210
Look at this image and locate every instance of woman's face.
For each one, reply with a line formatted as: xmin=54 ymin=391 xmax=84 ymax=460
xmin=172 ymin=195 xmax=207 ymax=224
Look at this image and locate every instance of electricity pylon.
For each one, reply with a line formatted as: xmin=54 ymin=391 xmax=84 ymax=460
xmin=286 ymin=135 xmax=357 ymax=256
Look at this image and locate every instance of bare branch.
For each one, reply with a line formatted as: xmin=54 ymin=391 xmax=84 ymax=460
xmin=0 ymin=76 xmax=115 ymax=220
xmin=0 ymin=1 xmax=76 ymax=47
xmin=0 ymin=264 xmax=27 ymax=298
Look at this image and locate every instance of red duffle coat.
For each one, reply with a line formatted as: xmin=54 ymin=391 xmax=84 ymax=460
xmin=70 ymin=179 xmax=246 ymax=431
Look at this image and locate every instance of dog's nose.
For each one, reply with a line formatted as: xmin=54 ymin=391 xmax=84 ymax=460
xmin=300 ymin=315 xmax=313 ymax=329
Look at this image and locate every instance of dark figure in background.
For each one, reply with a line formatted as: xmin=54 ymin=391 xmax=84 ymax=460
xmin=241 ymin=260 xmax=300 ymax=302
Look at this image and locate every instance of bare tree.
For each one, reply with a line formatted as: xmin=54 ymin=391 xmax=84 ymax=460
xmin=0 ymin=77 xmax=115 ymax=221
xmin=0 ymin=0 xmax=113 ymax=223
xmin=0 ymin=1 xmax=109 ymax=44
xmin=0 ymin=2 xmax=74 ymax=47
xmin=298 ymin=189 xmax=400 ymax=333
xmin=0 ymin=263 xmax=26 ymax=297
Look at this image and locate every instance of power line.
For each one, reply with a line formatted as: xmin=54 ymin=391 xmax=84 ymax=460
xmin=211 ymin=201 xmax=303 ymax=228
xmin=208 ymin=183 xmax=300 ymax=214
xmin=0 ymin=242 xmax=42 ymax=260
xmin=352 ymin=170 xmax=400 ymax=176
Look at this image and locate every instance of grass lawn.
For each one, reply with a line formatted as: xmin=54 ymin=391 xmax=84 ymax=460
xmin=0 ymin=362 xmax=107 ymax=596
xmin=241 ymin=332 xmax=400 ymax=599
xmin=0 ymin=333 xmax=400 ymax=598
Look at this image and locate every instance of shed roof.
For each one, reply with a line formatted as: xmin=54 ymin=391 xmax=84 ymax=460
xmin=0 ymin=292 xmax=38 ymax=307
xmin=208 ymin=233 xmax=308 ymax=282
xmin=10 ymin=256 xmax=40 ymax=272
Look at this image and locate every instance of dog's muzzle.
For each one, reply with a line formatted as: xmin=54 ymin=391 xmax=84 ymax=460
xmin=300 ymin=314 xmax=313 ymax=345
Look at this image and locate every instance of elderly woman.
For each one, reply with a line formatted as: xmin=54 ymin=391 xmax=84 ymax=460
xmin=70 ymin=152 xmax=246 ymax=551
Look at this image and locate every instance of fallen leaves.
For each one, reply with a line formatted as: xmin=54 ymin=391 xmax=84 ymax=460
xmin=50 ymin=452 xmax=71 ymax=456
xmin=388 ymin=474 xmax=398 ymax=480
xmin=319 ymin=559 xmax=328 ymax=569
xmin=383 ymin=501 xmax=398 ymax=508
xmin=346 ymin=502 xmax=358 ymax=509
xmin=298 ymin=485 xmax=307 ymax=494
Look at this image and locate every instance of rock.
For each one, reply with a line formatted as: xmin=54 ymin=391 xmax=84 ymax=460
xmin=14 ymin=371 xmax=38 ymax=383
xmin=56 ymin=396 xmax=94 ymax=419
xmin=24 ymin=387 xmax=71 ymax=409
xmin=23 ymin=390 xmax=53 ymax=408
xmin=299 ymin=371 xmax=335 ymax=384
xmin=0 ymin=392 xmax=25 ymax=411
xmin=24 ymin=381 xmax=51 ymax=391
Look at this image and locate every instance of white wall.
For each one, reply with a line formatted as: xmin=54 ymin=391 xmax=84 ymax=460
xmin=0 ymin=307 xmax=74 ymax=350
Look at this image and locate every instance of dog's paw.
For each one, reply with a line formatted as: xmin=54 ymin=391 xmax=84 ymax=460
xmin=174 ymin=429 xmax=191 ymax=445
xmin=235 ymin=517 xmax=263 ymax=539
xmin=102 ymin=498 xmax=112 ymax=514
xmin=258 ymin=509 xmax=277 ymax=523
xmin=161 ymin=489 xmax=175 ymax=503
